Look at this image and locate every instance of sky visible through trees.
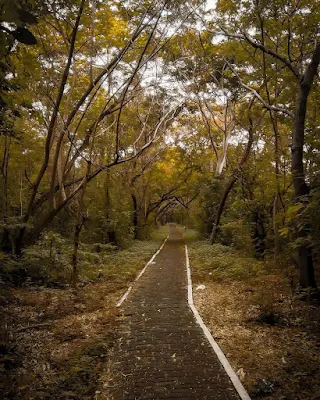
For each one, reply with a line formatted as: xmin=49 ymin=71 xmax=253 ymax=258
xmin=0 ymin=0 xmax=320 ymax=286
xmin=1 ymin=1 xmax=320 ymax=399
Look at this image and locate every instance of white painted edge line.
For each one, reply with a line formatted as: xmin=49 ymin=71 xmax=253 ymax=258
xmin=116 ymin=236 xmax=169 ymax=308
xmin=185 ymin=245 xmax=252 ymax=400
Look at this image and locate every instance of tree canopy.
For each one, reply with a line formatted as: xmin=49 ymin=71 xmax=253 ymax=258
xmin=1 ymin=0 xmax=320 ymax=288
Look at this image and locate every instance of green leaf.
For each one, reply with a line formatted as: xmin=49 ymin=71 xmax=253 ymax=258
xmin=1 ymin=1 xmax=37 ymax=25
xmin=287 ymin=203 xmax=304 ymax=220
xmin=11 ymin=27 xmax=37 ymax=45
xmin=1 ymin=3 xmax=20 ymax=24
xmin=17 ymin=9 xmax=38 ymax=25
xmin=279 ymin=227 xmax=289 ymax=237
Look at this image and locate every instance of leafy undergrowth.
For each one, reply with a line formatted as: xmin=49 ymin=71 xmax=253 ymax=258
xmin=80 ymin=240 xmax=165 ymax=284
xmin=0 ymin=233 xmax=167 ymax=287
xmin=0 ymin=235 xmax=166 ymax=400
xmin=181 ymin=226 xmax=201 ymax=242
xmin=190 ymin=240 xmax=266 ymax=282
xmin=189 ymin=241 xmax=320 ymax=400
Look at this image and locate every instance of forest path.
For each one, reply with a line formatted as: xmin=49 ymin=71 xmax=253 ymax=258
xmin=104 ymin=224 xmax=241 ymax=399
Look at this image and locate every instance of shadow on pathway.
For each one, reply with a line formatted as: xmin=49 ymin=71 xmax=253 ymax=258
xmin=104 ymin=224 xmax=241 ymax=399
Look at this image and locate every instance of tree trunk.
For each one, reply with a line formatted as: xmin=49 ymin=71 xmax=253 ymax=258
xmin=71 ymin=214 xmax=85 ymax=287
xmin=210 ymin=120 xmax=254 ymax=244
xmin=273 ymin=194 xmax=280 ymax=255
xmin=104 ymin=172 xmax=117 ymax=245
xmin=14 ymin=227 xmax=25 ymax=256
xmin=252 ymin=208 xmax=266 ymax=259
xmin=291 ymin=45 xmax=320 ymax=289
xmin=1 ymin=228 xmax=11 ymax=253
xmin=131 ymin=193 xmax=139 ymax=239
xmin=259 ymin=16 xmax=282 ymax=258
xmin=16 ymin=206 xmax=66 ymax=251
xmin=1 ymin=136 xmax=11 ymax=253
xmin=71 ymin=173 xmax=88 ymax=287
xmin=210 ymin=175 xmax=237 ymax=243
xmin=14 ymin=187 xmax=79 ymax=253
xmin=298 ymin=245 xmax=316 ymax=289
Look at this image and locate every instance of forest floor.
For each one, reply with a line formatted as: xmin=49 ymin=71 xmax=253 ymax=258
xmin=189 ymin=241 xmax=320 ymax=400
xmin=1 ymin=226 xmax=320 ymax=400
xmin=0 ymin=230 xmax=168 ymax=400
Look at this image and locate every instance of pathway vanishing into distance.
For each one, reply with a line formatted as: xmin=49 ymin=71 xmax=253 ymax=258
xmin=105 ymin=225 xmax=245 ymax=399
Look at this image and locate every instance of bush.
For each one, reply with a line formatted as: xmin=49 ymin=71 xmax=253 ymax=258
xmin=91 ymin=243 xmax=118 ymax=253
xmin=219 ymin=220 xmax=252 ymax=252
xmin=22 ymin=247 xmax=71 ymax=284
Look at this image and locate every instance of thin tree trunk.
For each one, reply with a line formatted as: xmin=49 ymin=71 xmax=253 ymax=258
xmin=71 ymin=212 xmax=85 ymax=287
xmin=210 ymin=118 xmax=254 ymax=244
xmin=131 ymin=193 xmax=139 ymax=239
xmin=1 ymin=136 xmax=11 ymax=252
xmin=291 ymin=44 xmax=320 ymax=288
xmin=252 ymin=207 xmax=266 ymax=259
xmin=14 ymin=1 xmax=85 ymax=254
xmin=272 ymin=195 xmax=280 ymax=253
xmin=26 ymin=0 xmax=85 ymax=222
xmin=259 ymin=18 xmax=282 ymax=257
xmin=104 ymin=170 xmax=117 ymax=245
xmin=210 ymin=175 xmax=238 ymax=243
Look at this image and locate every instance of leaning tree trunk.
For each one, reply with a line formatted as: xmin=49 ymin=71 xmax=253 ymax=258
xmin=210 ymin=175 xmax=238 ymax=244
xmin=15 ymin=187 xmax=79 ymax=254
xmin=210 ymin=119 xmax=254 ymax=244
xmin=291 ymin=47 xmax=320 ymax=288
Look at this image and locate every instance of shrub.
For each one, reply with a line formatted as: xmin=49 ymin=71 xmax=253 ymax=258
xmin=91 ymin=243 xmax=118 ymax=253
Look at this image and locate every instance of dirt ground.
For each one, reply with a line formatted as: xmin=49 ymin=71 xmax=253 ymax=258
xmin=2 ymin=230 xmax=320 ymax=400
xmin=0 ymin=282 xmax=122 ymax=400
xmin=0 ymin=239 xmax=165 ymax=400
xmin=193 ymin=276 xmax=320 ymax=400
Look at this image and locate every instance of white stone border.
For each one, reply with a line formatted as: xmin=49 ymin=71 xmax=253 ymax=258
xmin=185 ymin=245 xmax=252 ymax=400
xmin=116 ymin=236 xmax=169 ymax=308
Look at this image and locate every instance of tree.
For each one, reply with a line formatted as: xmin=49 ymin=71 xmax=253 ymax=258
xmin=214 ymin=0 xmax=320 ymax=287
xmin=1 ymin=0 xmax=200 ymax=254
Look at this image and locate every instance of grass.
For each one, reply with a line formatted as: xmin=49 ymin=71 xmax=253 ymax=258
xmin=150 ymin=224 xmax=169 ymax=241
xmin=188 ymin=240 xmax=266 ymax=282
xmin=80 ymin=240 xmax=164 ymax=284
xmin=80 ymin=225 xmax=169 ymax=284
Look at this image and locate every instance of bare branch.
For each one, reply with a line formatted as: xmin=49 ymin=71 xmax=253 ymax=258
xmin=224 ymin=59 xmax=294 ymax=118
xmin=242 ymin=32 xmax=300 ymax=79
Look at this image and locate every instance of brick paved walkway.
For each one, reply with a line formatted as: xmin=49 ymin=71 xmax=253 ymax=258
xmin=104 ymin=225 xmax=241 ymax=399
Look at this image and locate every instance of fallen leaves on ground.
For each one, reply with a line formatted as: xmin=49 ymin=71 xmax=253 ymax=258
xmin=0 ymin=282 xmax=123 ymax=400
xmin=193 ymin=276 xmax=320 ymax=400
